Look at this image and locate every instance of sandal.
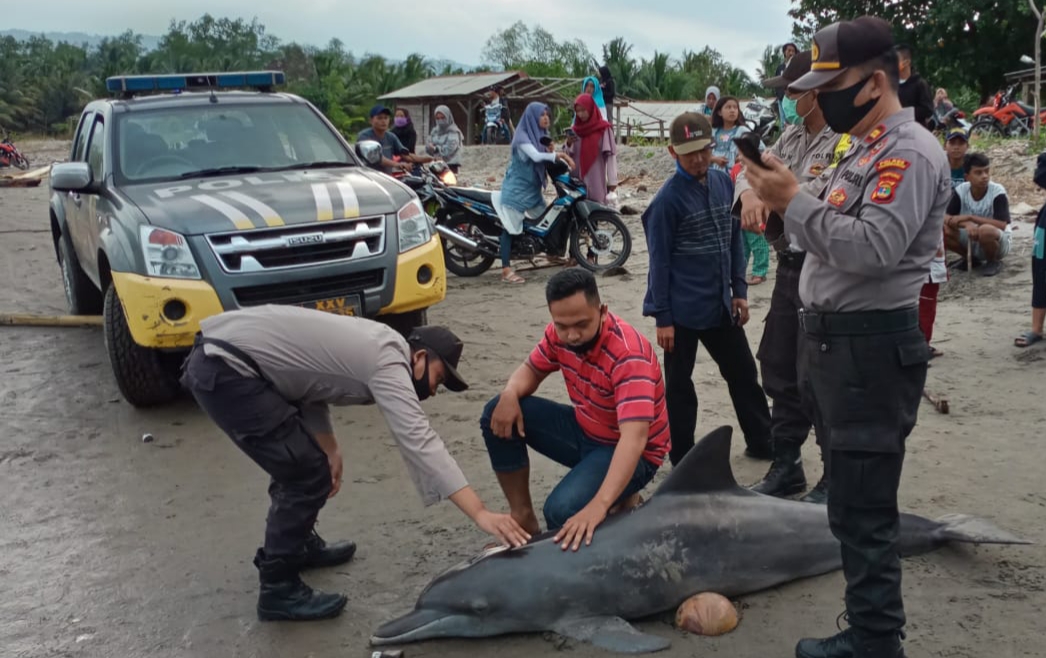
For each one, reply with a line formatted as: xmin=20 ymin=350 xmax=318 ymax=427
xmin=929 ymin=345 xmax=944 ymax=359
xmin=501 ymin=272 xmax=526 ymax=284
xmin=1015 ymin=331 xmax=1044 ymax=348
xmin=747 ymin=275 xmax=767 ymax=285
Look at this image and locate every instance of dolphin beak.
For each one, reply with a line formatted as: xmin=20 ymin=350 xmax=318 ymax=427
xmin=371 ymin=608 xmax=471 ymax=645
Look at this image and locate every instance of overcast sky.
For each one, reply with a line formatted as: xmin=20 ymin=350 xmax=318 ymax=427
xmin=9 ymin=1 xmax=795 ymax=78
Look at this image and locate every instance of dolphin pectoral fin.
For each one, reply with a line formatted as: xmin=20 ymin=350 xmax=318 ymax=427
xmin=553 ymin=616 xmax=671 ymax=654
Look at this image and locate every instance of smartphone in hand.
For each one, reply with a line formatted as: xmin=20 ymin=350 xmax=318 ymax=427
xmin=733 ymin=133 xmax=769 ymax=169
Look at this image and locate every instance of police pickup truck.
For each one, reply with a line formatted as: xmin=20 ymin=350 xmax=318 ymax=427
xmin=48 ymin=71 xmax=447 ymax=407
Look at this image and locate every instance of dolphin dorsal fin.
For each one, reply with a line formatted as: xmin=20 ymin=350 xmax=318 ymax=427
xmin=653 ymin=425 xmax=743 ymax=497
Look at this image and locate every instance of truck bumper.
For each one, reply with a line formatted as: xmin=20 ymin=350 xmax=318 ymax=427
xmin=111 ymin=236 xmax=447 ymax=349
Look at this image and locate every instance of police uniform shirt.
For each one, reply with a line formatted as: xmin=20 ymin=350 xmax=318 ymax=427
xmin=783 ymin=107 xmax=951 ymax=312
xmin=199 ymin=304 xmax=469 ymax=506
xmin=734 ymin=123 xmax=852 ymax=252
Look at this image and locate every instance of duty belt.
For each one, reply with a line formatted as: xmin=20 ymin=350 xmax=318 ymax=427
xmin=776 ymin=250 xmax=805 ymax=269
xmin=194 ymin=333 xmax=265 ymax=379
xmin=798 ymin=307 xmax=919 ymax=336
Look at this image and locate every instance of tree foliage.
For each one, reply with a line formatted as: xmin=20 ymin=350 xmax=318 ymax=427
xmin=3 ymin=10 xmax=1039 ymax=138
xmin=789 ymin=0 xmax=1039 ymax=102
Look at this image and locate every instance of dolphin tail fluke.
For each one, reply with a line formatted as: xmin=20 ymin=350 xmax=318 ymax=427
xmin=932 ymin=514 xmax=1032 ymax=546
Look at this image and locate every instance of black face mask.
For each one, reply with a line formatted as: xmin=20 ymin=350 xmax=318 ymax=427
xmin=564 ymin=312 xmax=606 ymax=356
xmin=817 ymin=74 xmax=877 ymax=134
xmin=413 ymin=354 xmax=432 ymax=401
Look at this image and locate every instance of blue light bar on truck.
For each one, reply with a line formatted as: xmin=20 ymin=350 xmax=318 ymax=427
xmin=105 ymin=71 xmax=286 ymax=94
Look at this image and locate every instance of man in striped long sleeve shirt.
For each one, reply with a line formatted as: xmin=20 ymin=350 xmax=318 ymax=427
xmin=481 ymin=268 xmax=670 ymax=551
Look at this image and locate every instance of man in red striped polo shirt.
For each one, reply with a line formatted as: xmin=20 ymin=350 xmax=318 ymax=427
xmin=481 ymin=268 xmax=671 ymax=551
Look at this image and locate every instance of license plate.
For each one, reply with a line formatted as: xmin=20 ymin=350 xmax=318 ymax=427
xmin=302 ymin=295 xmax=361 ymax=316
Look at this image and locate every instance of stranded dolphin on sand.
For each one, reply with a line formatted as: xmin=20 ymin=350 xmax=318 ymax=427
xmin=371 ymin=426 xmax=1029 ymax=654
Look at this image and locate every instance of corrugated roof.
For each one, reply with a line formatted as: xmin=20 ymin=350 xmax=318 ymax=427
xmin=378 ymin=72 xmax=521 ymax=100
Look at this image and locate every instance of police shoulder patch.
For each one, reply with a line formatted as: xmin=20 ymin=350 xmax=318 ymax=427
xmin=870 ymin=174 xmax=901 ymax=204
xmin=827 ymin=187 xmax=848 ymax=207
xmin=864 ymin=124 xmax=887 ymax=143
xmin=875 ymin=158 xmax=911 ymax=172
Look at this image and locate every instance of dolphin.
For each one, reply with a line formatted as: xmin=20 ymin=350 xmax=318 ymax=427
xmin=371 ymin=426 xmax=1030 ymax=654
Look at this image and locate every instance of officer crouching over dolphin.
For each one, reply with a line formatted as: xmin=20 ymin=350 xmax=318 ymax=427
xmin=180 ymin=304 xmax=530 ymax=622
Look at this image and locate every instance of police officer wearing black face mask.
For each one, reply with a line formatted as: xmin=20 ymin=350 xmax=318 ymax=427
xmin=181 ymin=305 xmax=531 ymax=622
xmin=741 ymin=16 xmax=951 ymax=658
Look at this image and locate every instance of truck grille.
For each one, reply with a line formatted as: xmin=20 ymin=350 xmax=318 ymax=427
xmin=205 ymin=217 xmax=386 ymax=273
xmin=233 ymin=270 xmax=384 ymax=307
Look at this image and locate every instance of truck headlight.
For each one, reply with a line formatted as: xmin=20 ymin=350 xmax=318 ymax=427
xmin=397 ymin=198 xmax=432 ymax=253
xmin=139 ymin=226 xmax=201 ymax=279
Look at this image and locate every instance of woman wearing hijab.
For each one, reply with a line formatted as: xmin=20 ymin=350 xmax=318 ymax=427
xmin=564 ymin=93 xmax=618 ymax=204
xmin=426 ymin=105 xmax=464 ymax=173
xmin=581 ymin=75 xmax=609 ymax=121
xmin=492 ymin=102 xmax=575 ymax=284
xmin=702 ymin=85 xmax=721 ymax=117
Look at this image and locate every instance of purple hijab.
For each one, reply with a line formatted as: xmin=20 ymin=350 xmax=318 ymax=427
xmin=512 ymin=101 xmax=551 ymax=187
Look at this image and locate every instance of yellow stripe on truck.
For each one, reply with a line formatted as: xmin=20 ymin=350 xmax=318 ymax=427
xmin=312 ymin=183 xmax=334 ymax=221
xmin=336 ymin=181 xmax=360 ymax=218
xmin=192 ymin=194 xmax=256 ymax=230
xmin=379 ymin=235 xmax=447 ymax=316
xmin=110 ymin=272 xmax=225 ymax=348
xmin=220 ymin=191 xmax=285 ymax=227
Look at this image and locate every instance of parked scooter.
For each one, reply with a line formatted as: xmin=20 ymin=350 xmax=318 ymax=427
xmin=0 ymin=130 xmax=30 ymax=170
xmin=409 ymin=159 xmax=631 ymax=276
xmin=743 ymin=97 xmax=780 ymax=146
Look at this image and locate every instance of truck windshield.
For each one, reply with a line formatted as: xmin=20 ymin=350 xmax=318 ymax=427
xmin=114 ymin=102 xmax=356 ymax=183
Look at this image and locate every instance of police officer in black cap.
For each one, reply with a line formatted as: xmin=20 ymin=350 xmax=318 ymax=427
xmin=742 ymin=16 xmax=951 ymax=658
xmin=181 ymin=305 xmax=530 ymax=622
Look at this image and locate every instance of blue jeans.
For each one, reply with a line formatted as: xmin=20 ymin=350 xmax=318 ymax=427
xmin=480 ymin=395 xmax=659 ymax=530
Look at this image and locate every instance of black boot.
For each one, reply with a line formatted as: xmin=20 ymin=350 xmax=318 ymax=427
xmin=750 ymin=442 xmax=806 ymax=497
xmin=795 ymin=627 xmax=856 ymax=658
xmin=254 ymin=549 xmax=348 ymax=621
xmin=300 ymin=528 xmax=357 ymax=570
xmin=800 ymin=472 xmax=828 ymax=504
xmin=853 ymin=632 xmax=906 ymax=658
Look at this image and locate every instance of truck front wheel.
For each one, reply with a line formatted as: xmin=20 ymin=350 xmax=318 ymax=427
xmin=103 ymin=285 xmax=184 ymax=407
xmin=380 ymin=309 xmax=428 ymax=337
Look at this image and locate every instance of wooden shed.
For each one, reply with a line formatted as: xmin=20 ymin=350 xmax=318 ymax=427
xmin=378 ymin=71 xmax=582 ymax=148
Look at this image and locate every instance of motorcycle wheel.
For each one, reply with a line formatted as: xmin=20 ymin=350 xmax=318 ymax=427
xmin=570 ymin=210 xmax=632 ymax=272
xmin=969 ymin=117 xmax=1004 ymax=138
xmin=440 ymin=212 xmax=496 ymax=277
xmin=14 ymin=155 xmax=29 ymax=170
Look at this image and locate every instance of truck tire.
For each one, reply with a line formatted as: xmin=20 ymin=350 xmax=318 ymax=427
xmin=58 ymin=234 xmax=103 ymax=315
xmin=103 ymin=284 xmax=183 ymax=407
xmin=380 ymin=309 xmax=428 ymax=337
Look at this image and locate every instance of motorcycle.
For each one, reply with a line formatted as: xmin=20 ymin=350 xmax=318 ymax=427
xmin=481 ymin=101 xmax=512 ymax=145
xmin=928 ymin=105 xmax=970 ymax=136
xmin=743 ymin=97 xmax=780 ymax=146
xmin=421 ymin=159 xmax=632 ymax=276
xmin=0 ymin=130 xmax=30 ymax=170
xmin=970 ymin=84 xmax=1046 ymax=138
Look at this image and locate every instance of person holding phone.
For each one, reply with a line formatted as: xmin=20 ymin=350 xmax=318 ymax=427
xmin=741 ymin=17 xmax=949 ymax=658
xmin=640 ymin=111 xmax=773 ymax=468
xmin=733 ymin=49 xmax=853 ymax=505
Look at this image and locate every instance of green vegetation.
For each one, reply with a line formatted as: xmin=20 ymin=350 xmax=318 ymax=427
xmin=0 ymin=15 xmax=773 ymax=138
xmin=2 ymin=3 xmax=1039 ymax=139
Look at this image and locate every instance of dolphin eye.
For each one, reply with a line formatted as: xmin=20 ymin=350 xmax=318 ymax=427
xmin=471 ymin=599 xmax=489 ymax=614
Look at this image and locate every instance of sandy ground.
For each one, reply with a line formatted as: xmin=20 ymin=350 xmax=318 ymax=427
xmin=1 ymin=139 xmax=1044 ymax=658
